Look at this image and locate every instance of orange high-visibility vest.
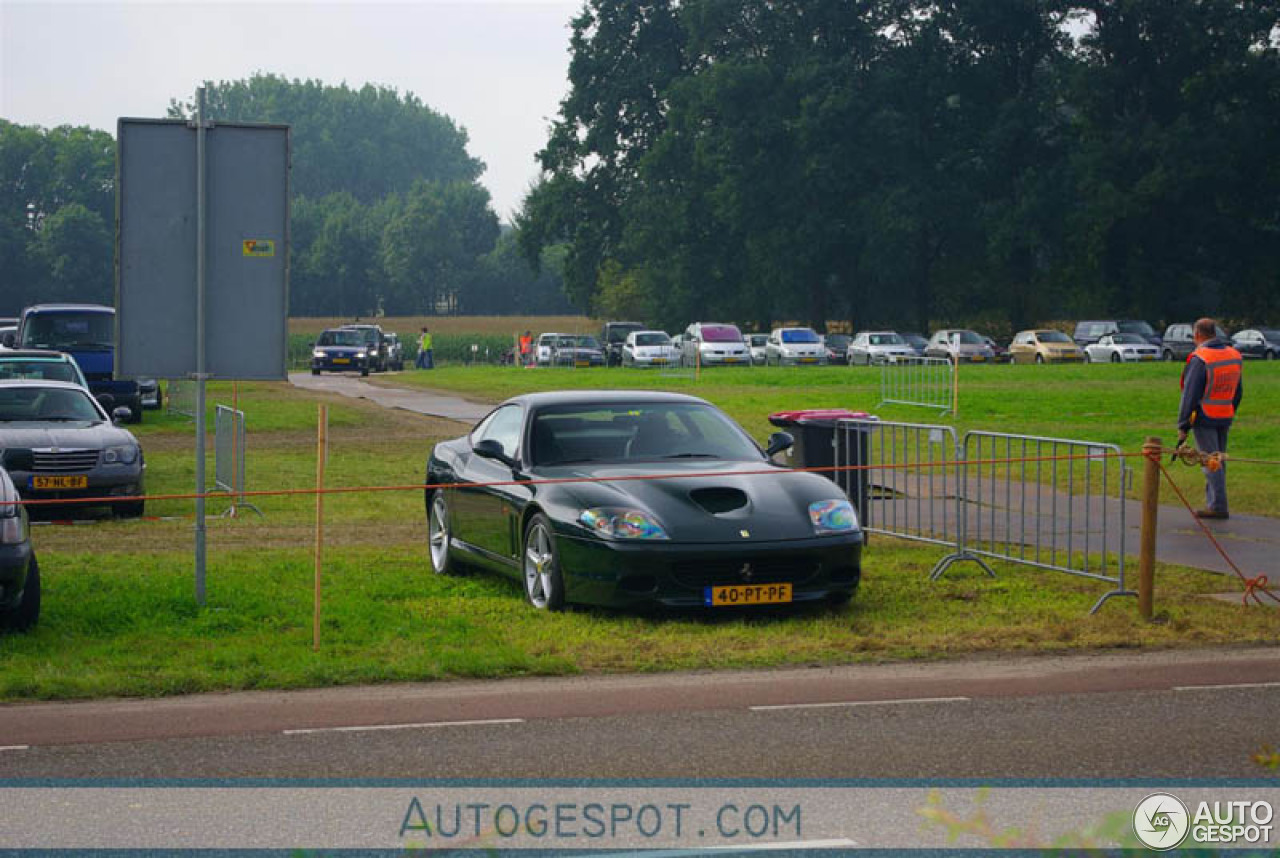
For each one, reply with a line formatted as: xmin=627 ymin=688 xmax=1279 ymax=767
xmin=1192 ymin=344 xmax=1243 ymax=420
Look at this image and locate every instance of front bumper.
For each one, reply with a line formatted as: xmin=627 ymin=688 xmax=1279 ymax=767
xmin=776 ymin=355 xmax=827 ymax=366
xmin=9 ymin=466 xmax=144 ymax=511
xmin=699 ymin=353 xmax=751 ymax=366
xmin=556 ymin=531 xmax=862 ymax=609
xmin=312 ymin=356 xmax=368 ymax=373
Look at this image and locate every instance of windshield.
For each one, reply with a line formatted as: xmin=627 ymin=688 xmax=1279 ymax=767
xmin=781 ymin=329 xmax=820 ymax=344
xmin=701 ymin=325 xmax=742 ymax=343
xmin=606 ymin=324 xmax=643 ymax=343
xmin=0 ymin=386 xmax=101 ymax=422
xmin=576 ymin=336 xmax=602 ymax=349
xmin=1118 ymin=321 xmax=1155 ymax=336
xmin=825 ymin=334 xmax=851 ymax=348
xmin=747 ymin=334 xmax=768 ymax=346
xmin=1112 ymin=334 xmax=1146 ymax=344
xmin=1259 ymin=330 xmax=1280 ymax=341
xmin=0 ymin=359 xmax=82 ymax=384
xmin=869 ymin=333 xmax=905 ymax=346
xmin=317 ymin=330 xmax=363 ymax=347
xmin=943 ymin=331 xmax=984 ymax=345
xmin=531 ymin=402 xmax=762 ymax=466
xmin=635 ymin=333 xmax=669 ymax=346
xmin=1038 ymin=331 xmax=1072 ymax=344
xmin=20 ymin=311 xmax=114 ymax=350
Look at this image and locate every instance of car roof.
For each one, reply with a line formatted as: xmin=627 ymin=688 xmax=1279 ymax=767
xmin=21 ymin=303 xmax=114 ymax=314
xmin=0 ymin=350 xmax=74 ymax=360
xmin=631 ymin=329 xmax=669 ymax=336
xmin=0 ymin=379 xmax=91 ymax=391
xmin=506 ymin=390 xmax=712 ymax=409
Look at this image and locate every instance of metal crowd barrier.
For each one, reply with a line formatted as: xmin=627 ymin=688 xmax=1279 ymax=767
xmin=937 ymin=431 xmax=1134 ymax=612
xmin=835 ymin=418 xmax=1135 ymax=613
xmin=214 ymin=405 xmax=262 ymax=518
xmin=878 ymin=356 xmax=952 ymax=413
xmin=167 ymin=379 xmax=195 ymax=418
xmin=835 ymin=418 xmax=961 ymax=549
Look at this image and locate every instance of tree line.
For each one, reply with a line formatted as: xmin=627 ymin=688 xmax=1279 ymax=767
xmin=1 ymin=74 xmax=572 ymax=317
xmin=519 ymin=0 xmax=1280 ymax=334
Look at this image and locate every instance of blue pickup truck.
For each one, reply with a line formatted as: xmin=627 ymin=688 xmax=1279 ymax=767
xmin=15 ymin=304 xmax=144 ymax=423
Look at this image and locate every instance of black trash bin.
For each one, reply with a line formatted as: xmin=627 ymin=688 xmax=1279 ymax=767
xmin=768 ymin=409 xmax=876 ymax=525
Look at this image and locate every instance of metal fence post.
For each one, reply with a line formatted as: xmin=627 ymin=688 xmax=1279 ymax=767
xmin=1139 ymin=436 xmax=1162 ymax=620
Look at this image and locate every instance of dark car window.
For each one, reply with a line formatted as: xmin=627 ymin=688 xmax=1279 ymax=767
xmin=531 ymin=402 xmax=763 ymax=466
xmin=21 ymin=311 xmax=114 ymax=349
xmin=635 ymin=333 xmax=669 ymax=346
xmin=869 ymin=334 xmax=905 ymax=345
xmin=476 ymin=405 xmax=524 ymax=458
xmin=1259 ymin=330 xmax=1280 ymax=341
xmin=0 ymin=387 xmax=100 ymax=422
xmin=1038 ymin=331 xmax=1072 ymax=343
xmin=781 ymin=329 xmax=820 ymax=344
xmin=701 ymin=325 xmax=743 ymax=343
xmin=576 ymin=336 xmax=602 ymax=349
xmin=1118 ymin=321 xmax=1155 ymax=337
xmin=317 ymin=330 xmax=363 ymax=347
xmin=1111 ymin=334 xmax=1146 ymax=344
xmin=0 ymin=359 xmax=79 ymax=384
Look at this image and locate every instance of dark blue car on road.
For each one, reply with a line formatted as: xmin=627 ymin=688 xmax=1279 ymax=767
xmin=311 ymin=328 xmax=372 ymax=376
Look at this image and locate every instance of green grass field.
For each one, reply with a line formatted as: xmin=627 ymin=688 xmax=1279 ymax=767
xmin=1 ymin=361 xmax=1275 ymax=702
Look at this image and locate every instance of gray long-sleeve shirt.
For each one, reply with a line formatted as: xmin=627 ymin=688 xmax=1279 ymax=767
xmin=1178 ymin=338 xmax=1244 ymax=431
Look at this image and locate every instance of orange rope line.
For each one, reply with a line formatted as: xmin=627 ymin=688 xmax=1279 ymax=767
xmin=1152 ymin=452 xmax=1280 ymax=607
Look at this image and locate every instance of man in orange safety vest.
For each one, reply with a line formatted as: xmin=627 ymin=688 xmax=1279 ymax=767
xmin=1177 ymin=317 xmax=1243 ymax=520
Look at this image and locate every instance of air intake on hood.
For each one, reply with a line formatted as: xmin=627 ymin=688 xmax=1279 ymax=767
xmin=689 ymin=487 xmax=749 ymax=514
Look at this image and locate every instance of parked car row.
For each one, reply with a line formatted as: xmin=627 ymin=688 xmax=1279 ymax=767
xmin=530 ymin=318 xmax=1278 ymax=371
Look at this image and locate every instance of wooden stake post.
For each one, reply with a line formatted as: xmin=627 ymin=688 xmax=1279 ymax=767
xmin=313 ymin=404 xmax=328 ymax=651
xmin=1138 ymin=436 xmax=1161 ymax=620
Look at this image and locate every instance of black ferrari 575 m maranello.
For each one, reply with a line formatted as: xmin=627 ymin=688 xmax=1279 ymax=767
xmin=424 ymin=391 xmax=862 ymax=611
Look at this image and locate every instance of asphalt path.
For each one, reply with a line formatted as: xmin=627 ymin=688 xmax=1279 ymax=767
xmin=289 ymin=370 xmax=489 ymax=421
xmin=2 ymin=648 xmax=1277 ymax=779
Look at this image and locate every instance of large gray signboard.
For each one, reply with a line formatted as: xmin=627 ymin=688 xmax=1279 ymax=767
xmin=117 ymin=118 xmax=289 ymax=380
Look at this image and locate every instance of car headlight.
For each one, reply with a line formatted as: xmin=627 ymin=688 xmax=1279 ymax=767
xmin=0 ymin=510 xmax=27 ymax=545
xmin=313 ymin=350 xmax=325 ymax=359
xmin=356 ymin=351 xmax=367 ymax=359
xmin=103 ymin=444 xmax=139 ymax=465
xmin=578 ymin=508 xmax=669 ymax=540
xmin=809 ymin=499 xmax=859 ymax=534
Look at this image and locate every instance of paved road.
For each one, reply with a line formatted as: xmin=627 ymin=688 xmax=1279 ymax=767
xmin=2 ymin=648 xmax=1277 ymax=778
xmin=289 ymin=371 xmax=489 ymax=422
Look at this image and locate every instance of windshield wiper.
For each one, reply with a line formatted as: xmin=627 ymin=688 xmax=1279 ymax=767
xmin=663 ymin=452 xmax=720 ymax=459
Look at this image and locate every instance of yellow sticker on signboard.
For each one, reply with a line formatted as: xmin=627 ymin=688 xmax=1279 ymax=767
xmin=242 ymin=239 xmax=275 ymax=257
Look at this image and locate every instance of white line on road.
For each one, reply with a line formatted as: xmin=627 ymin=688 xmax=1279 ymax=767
xmin=0 ymin=745 xmax=30 ymax=752
xmin=283 ymin=718 xmax=524 ymax=736
xmin=749 ymin=696 xmax=969 ymax=712
xmin=1173 ymin=681 xmax=1280 ymax=692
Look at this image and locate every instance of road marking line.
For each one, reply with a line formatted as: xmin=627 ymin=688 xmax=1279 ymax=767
xmin=1173 ymin=681 xmax=1280 ymax=692
xmin=0 ymin=745 xmax=30 ymax=752
xmin=749 ymin=696 xmax=969 ymax=712
xmin=283 ymin=718 xmax=524 ymax=735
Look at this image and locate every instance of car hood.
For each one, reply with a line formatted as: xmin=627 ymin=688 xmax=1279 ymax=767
xmin=538 ymin=458 xmax=853 ymax=544
xmin=315 ymin=345 xmax=363 ymax=355
xmin=0 ymin=421 xmax=136 ymax=451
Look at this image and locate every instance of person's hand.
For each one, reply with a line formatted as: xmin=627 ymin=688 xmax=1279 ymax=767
xmin=1176 ymin=430 xmax=1188 ymax=448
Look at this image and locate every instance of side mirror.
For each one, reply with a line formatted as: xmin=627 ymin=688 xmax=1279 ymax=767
xmin=474 ymin=438 xmax=520 ymax=470
xmin=765 ymin=431 xmax=794 ymax=458
xmin=112 ymin=406 xmax=132 ymax=423
xmin=0 ymin=332 xmax=13 ymax=348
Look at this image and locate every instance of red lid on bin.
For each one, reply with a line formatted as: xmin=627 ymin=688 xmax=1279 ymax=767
xmin=768 ymin=408 xmax=872 ymax=426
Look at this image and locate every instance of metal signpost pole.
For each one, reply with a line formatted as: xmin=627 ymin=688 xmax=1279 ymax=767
xmin=194 ymin=87 xmax=208 ymax=606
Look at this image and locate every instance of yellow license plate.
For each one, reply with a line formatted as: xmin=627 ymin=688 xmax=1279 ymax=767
xmin=32 ymin=475 xmax=88 ymax=490
xmin=971 ymin=356 xmax=985 ymax=362
xmin=724 ymin=358 xmax=740 ymax=363
xmin=576 ymin=360 xmax=590 ymax=368
xmin=332 ymin=358 xmax=350 ymax=364
xmin=1141 ymin=354 xmax=1155 ymax=361
xmin=705 ymin=583 xmax=793 ymax=606
xmin=652 ymin=358 xmax=667 ymax=364
xmin=800 ymin=358 xmax=817 ymax=364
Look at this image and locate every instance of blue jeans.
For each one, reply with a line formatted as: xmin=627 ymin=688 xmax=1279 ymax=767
xmin=1192 ymin=423 xmax=1230 ymax=514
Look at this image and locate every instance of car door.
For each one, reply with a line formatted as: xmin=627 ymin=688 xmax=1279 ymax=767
xmin=454 ymin=404 xmax=526 ymax=563
xmin=1236 ymin=330 xmax=1260 ymax=358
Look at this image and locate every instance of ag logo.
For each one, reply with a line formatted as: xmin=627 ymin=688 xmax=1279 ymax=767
xmin=1134 ymin=793 xmax=1190 ymax=850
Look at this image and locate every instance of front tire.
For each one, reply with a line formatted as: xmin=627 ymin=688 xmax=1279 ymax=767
xmin=1110 ymin=352 xmax=1121 ymax=363
xmin=1267 ymin=350 xmax=1276 ymax=361
xmin=1 ymin=554 xmax=40 ymax=633
xmin=427 ymin=491 xmax=459 ymax=575
xmin=1035 ymin=353 xmax=1045 ymax=365
xmin=522 ymin=513 xmax=565 ymax=611
xmin=1163 ymin=349 xmax=1174 ymax=361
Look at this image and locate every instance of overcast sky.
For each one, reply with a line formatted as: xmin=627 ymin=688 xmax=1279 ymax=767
xmin=0 ymin=0 xmax=580 ymax=221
